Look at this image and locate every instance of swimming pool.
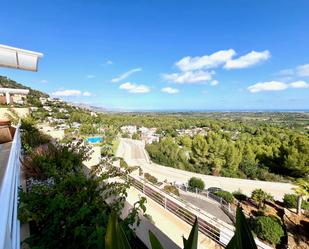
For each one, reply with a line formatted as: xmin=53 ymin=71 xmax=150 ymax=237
xmin=85 ymin=136 xmax=103 ymax=143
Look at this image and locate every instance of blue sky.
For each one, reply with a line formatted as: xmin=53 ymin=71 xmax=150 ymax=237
xmin=1 ymin=0 xmax=309 ymax=110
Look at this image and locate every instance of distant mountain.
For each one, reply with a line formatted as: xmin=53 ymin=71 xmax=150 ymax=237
xmin=70 ymin=102 xmax=107 ymax=113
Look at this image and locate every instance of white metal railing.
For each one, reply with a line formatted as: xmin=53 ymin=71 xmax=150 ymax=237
xmin=0 ymin=125 xmax=21 ymax=249
xmin=178 ymin=185 xmax=236 ymax=215
xmin=129 ymin=174 xmax=273 ymax=249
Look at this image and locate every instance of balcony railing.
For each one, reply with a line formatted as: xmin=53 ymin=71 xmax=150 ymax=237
xmin=0 ymin=125 xmax=21 ymax=249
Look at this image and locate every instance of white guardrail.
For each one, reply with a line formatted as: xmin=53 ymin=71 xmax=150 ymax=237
xmin=0 ymin=125 xmax=21 ymax=249
xmin=128 ymin=174 xmax=273 ymax=249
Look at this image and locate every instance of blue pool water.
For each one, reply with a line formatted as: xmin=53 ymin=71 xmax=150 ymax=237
xmin=85 ymin=136 xmax=103 ymax=143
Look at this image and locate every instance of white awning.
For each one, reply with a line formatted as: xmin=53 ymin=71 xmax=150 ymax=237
xmin=0 ymin=88 xmax=29 ymax=94
xmin=0 ymin=44 xmax=43 ymax=71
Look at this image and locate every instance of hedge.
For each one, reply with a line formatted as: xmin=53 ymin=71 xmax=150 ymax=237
xmin=251 ymin=216 xmax=284 ymax=245
xmin=214 ymin=190 xmax=234 ymax=204
xmin=144 ymin=173 xmax=158 ymax=184
xmin=283 ymin=194 xmax=309 ymax=210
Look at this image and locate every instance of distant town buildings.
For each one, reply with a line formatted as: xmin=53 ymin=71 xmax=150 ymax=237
xmin=121 ymin=125 xmax=137 ymax=134
xmin=90 ymin=111 xmax=97 ymax=117
xmin=72 ymin=122 xmax=81 ymax=129
xmin=176 ymin=127 xmax=208 ymax=136
xmin=39 ymin=97 xmax=49 ymax=105
xmin=43 ymin=106 xmax=52 ymax=112
xmin=46 ymin=116 xmax=66 ymax=124
xmin=139 ymin=127 xmax=159 ymax=144
xmin=120 ymin=125 xmax=159 ymax=144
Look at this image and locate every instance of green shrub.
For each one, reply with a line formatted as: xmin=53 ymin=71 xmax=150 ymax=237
xmin=253 ymin=209 xmax=266 ymax=217
xmin=21 ymin=118 xmax=51 ymax=153
xmin=214 ymin=190 xmax=234 ymax=203
xmin=144 ymin=173 xmax=158 ymax=184
xmin=251 ymin=189 xmax=274 ymax=209
xmin=164 ymin=185 xmax=180 ymax=196
xmin=120 ymin=158 xmax=129 ymax=168
xmin=303 ymin=201 xmax=309 ymax=211
xmin=188 ymin=177 xmax=205 ymax=190
xmin=21 ymin=142 xmax=88 ymax=180
xmin=122 ymin=132 xmax=130 ymax=138
xmin=20 ymin=174 xmax=105 ymax=248
xmin=283 ymin=194 xmax=309 ymax=210
xmin=19 ymin=146 xmax=143 ymax=249
xmin=251 ymin=216 xmax=284 ymax=245
xmin=19 ymin=172 xmax=141 ymax=249
xmin=132 ymin=132 xmax=141 ymax=140
xmin=283 ymin=194 xmax=298 ymax=208
xmin=233 ymin=190 xmax=247 ymax=201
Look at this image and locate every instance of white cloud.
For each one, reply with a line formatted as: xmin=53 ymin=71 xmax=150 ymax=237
xmin=296 ymin=64 xmax=309 ymax=77
xmin=248 ymin=80 xmax=309 ymax=93
xmin=164 ymin=49 xmax=270 ymax=85
xmin=277 ymin=68 xmax=294 ymax=76
xmin=161 ymin=87 xmax=179 ymax=94
xmin=276 ymin=63 xmax=309 ymax=79
xmin=176 ymin=49 xmax=235 ymax=71
xmin=52 ymin=89 xmax=93 ymax=97
xmin=86 ymin=74 xmax=96 ymax=79
xmin=163 ymin=70 xmax=214 ymax=84
xmin=82 ymin=91 xmax=93 ymax=96
xmin=111 ymin=68 xmax=142 ymax=83
xmin=224 ymin=50 xmax=270 ymax=69
xmin=289 ymin=80 xmax=309 ymax=88
xmin=210 ymin=80 xmax=219 ymax=86
xmin=119 ymin=82 xmax=150 ymax=93
xmin=106 ymin=60 xmax=113 ymax=65
xmin=174 ymin=49 xmax=270 ymax=71
xmin=40 ymin=79 xmax=48 ymax=83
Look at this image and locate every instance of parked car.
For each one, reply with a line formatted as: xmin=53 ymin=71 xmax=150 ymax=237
xmin=207 ymin=187 xmax=222 ymax=193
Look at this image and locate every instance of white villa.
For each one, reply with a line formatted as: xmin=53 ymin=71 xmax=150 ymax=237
xmin=0 ymin=88 xmax=29 ymax=105
xmin=121 ymin=125 xmax=137 ymax=134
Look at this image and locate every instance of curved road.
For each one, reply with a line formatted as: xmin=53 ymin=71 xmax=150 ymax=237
xmin=117 ymin=138 xmax=234 ymax=224
xmin=116 ymin=138 xmax=294 ymax=201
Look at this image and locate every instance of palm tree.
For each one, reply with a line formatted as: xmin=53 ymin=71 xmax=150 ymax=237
xmin=293 ymin=179 xmax=309 ymax=215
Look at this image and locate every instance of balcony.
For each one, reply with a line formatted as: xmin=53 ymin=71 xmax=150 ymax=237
xmin=0 ymin=123 xmax=21 ymax=249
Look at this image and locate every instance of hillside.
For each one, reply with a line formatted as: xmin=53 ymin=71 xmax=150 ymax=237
xmin=0 ymin=76 xmax=49 ymax=106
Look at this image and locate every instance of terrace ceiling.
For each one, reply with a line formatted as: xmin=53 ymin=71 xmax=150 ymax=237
xmin=0 ymin=44 xmax=43 ymax=71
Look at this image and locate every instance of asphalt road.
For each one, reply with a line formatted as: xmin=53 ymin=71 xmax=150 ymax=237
xmin=116 ymin=138 xmax=294 ymax=201
xmin=179 ymin=192 xmax=233 ymax=224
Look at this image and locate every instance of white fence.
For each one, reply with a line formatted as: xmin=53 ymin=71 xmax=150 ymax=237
xmin=0 ymin=125 xmax=21 ymax=249
xmin=129 ymin=174 xmax=273 ymax=249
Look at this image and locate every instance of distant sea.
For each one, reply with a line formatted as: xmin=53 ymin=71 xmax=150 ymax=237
xmin=113 ymin=109 xmax=309 ymax=113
